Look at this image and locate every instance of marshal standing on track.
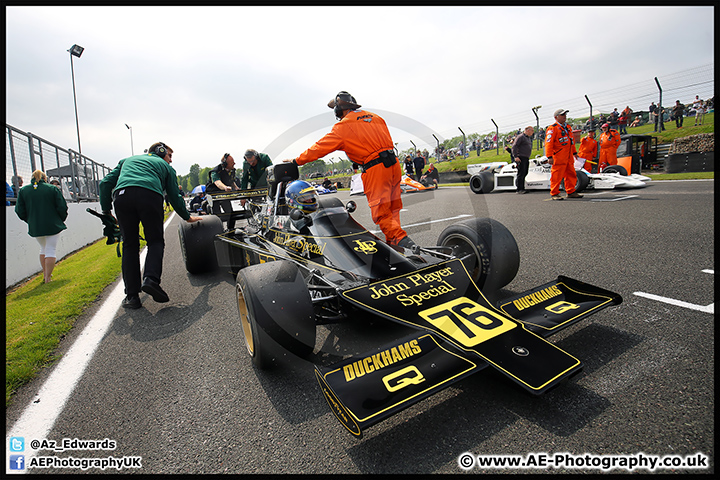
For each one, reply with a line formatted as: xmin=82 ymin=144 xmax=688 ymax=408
xmin=545 ymin=109 xmax=583 ymax=201
xmin=286 ymin=91 xmax=416 ymax=250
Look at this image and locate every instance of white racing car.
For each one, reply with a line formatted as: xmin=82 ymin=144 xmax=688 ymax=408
xmin=467 ymin=157 xmax=651 ymax=194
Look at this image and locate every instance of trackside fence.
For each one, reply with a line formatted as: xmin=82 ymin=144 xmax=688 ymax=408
xmin=6 ymin=123 xmax=111 ymax=203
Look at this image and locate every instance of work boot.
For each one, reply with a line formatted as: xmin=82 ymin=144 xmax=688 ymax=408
xmin=567 ymin=192 xmax=584 ymax=198
xmin=397 ymin=236 xmax=419 ymax=253
xmin=141 ymin=278 xmax=169 ymax=303
xmin=122 ymin=295 xmax=142 ymax=309
xmin=551 ymin=195 xmax=564 ymax=201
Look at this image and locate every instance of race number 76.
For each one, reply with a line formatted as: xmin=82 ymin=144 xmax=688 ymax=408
xmin=418 ymin=297 xmax=516 ymax=347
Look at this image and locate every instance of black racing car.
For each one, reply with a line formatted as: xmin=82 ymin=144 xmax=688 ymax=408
xmin=178 ymin=162 xmax=622 ymax=438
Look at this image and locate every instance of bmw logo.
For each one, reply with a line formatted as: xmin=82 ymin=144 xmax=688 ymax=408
xmin=512 ymin=346 xmax=529 ymax=356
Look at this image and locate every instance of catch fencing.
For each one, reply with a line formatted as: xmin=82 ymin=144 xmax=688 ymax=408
xmin=6 ymin=123 xmax=111 ymax=203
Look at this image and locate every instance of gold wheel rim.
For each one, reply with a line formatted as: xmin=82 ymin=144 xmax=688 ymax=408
xmin=236 ymin=283 xmax=254 ymax=355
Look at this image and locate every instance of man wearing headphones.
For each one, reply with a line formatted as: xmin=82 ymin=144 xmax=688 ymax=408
xmin=238 ymin=149 xmax=273 ymax=210
xmin=240 ymin=149 xmax=273 ymax=190
xmin=100 ymin=142 xmax=202 ymax=309
xmin=286 ymin=91 xmax=416 ymax=250
xmin=206 ymin=153 xmax=241 ymax=230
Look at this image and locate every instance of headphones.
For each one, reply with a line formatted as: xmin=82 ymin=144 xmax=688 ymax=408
xmin=152 ymin=142 xmax=167 ymax=158
xmin=222 ymin=153 xmax=230 ymax=164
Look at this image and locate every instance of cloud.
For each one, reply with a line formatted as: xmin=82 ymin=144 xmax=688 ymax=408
xmin=5 ymin=6 xmax=714 ymax=177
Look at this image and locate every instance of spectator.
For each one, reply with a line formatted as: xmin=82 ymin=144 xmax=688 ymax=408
xmin=100 ymin=142 xmax=202 ymax=309
xmin=672 ymin=100 xmax=685 ymax=128
xmin=584 ymin=116 xmax=597 ymax=133
xmin=403 ymin=155 xmax=414 ymax=178
xmin=287 ymin=91 xmax=415 ymax=250
xmin=14 ymin=169 xmax=68 ymax=283
xmin=6 ymin=181 xmax=15 ymax=205
xmin=49 ymin=178 xmax=61 ymax=189
xmin=608 ymin=108 xmax=619 ymax=131
xmin=618 ymin=111 xmax=629 ymax=134
xmin=598 ymin=123 xmax=621 ymax=171
xmin=511 ymin=126 xmax=534 ymax=194
xmin=412 ymin=153 xmax=425 ymax=182
xmin=11 ymin=175 xmax=23 ymax=197
xmin=649 ymin=102 xmax=657 ymax=125
xmin=545 ymin=109 xmax=582 ymax=200
xmin=693 ymin=96 xmax=705 ymax=126
xmin=629 ymin=117 xmax=642 ymax=128
xmin=654 ymin=106 xmax=666 ymax=132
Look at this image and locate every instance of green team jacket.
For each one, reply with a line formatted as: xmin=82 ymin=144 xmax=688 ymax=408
xmin=99 ymin=153 xmax=191 ymax=221
xmin=240 ymin=152 xmax=273 ymax=189
xmin=15 ymin=180 xmax=68 ymax=237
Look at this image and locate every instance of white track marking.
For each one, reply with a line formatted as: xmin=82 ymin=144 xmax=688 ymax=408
xmin=6 ymin=213 xmax=177 ymax=474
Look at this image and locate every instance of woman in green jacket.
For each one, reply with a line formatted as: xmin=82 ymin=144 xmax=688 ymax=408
xmin=15 ymin=170 xmax=68 ymax=283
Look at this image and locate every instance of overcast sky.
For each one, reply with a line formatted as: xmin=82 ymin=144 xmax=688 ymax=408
xmin=5 ymin=6 xmax=715 ymax=177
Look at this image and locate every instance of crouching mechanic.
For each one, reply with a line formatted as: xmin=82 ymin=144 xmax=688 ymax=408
xmin=420 ymin=163 xmax=440 ymax=188
xmin=100 ymin=142 xmax=203 ymax=309
xmin=545 ymin=109 xmax=582 ymax=200
xmin=285 ymin=91 xmax=416 ymax=250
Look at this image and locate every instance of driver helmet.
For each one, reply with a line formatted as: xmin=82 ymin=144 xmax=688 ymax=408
xmin=285 ymin=180 xmax=318 ymax=213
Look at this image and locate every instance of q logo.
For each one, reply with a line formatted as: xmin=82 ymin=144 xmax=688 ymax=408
xmin=545 ymin=301 xmax=580 ymax=315
xmin=382 ymin=366 xmax=425 ymax=392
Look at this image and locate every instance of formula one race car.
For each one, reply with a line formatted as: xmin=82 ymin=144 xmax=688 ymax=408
xmin=467 ymin=157 xmax=651 ymax=194
xmin=178 ymin=162 xmax=622 ymax=438
xmin=400 ymin=174 xmax=437 ymax=193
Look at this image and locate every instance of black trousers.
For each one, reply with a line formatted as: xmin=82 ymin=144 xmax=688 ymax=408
xmin=516 ymin=156 xmax=529 ymax=191
xmin=113 ymin=186 xmax=165 ymax=296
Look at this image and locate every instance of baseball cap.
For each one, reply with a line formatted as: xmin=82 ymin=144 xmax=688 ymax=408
xmin=553 ymin=109 xmax=569 ymax=117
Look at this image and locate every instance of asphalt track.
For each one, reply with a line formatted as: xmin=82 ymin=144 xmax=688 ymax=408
xmin=6 ymin=179 xmax=714 ymax=474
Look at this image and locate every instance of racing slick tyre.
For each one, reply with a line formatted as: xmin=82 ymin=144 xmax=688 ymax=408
xmin=236 ymin=260 xmax=316 ymax=370
xmin=178 ymin=215 xmax=223 ymax=274
xmin=602 ymin=165 xmax=628 ymax=176
xmin=469 ymin=172 xmax=494 ymax=194
xmin=437 ymin=218 xmax=520 ymax=292
xmin=575 ymin=170 xmax=590 ymax=193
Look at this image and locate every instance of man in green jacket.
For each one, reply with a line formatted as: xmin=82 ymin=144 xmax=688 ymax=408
xmin=240 ymin=149 xmax=272 ymax=190
xmin=100 ymin=142 xmax=202 ymax=309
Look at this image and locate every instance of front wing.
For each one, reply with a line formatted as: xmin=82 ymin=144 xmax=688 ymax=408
xmin=316 ymin=259 xmax=621 ymax=437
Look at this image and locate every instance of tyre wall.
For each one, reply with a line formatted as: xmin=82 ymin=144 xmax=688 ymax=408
xmin=664 ymin=152 xmax=715 ymax=173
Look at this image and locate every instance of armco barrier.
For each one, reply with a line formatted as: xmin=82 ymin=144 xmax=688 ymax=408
xmin=665 ymin=152 xmax=715 ymax=173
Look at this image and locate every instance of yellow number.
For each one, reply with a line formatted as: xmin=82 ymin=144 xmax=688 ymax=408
xmin=419 ymin=297 xmax=516 ymax=347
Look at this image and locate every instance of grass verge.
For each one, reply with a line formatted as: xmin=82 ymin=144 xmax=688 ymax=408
xmin=5 ymin=219 xmax=151 ymax=406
